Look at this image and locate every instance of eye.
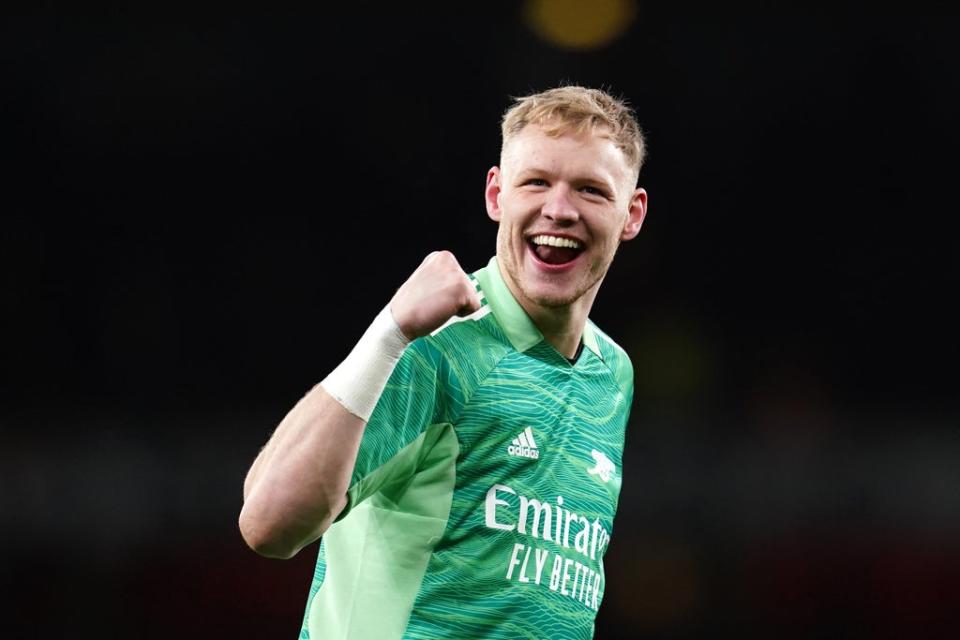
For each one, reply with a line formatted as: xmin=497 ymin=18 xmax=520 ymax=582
xmin=580 ymin=185 xmax=610 ymax=198
xmin=523 ymin=178 xmax=548 ymax=187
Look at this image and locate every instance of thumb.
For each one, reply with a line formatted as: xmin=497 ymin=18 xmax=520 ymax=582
xmin=455 ymin=278 xmax=483 ymax=317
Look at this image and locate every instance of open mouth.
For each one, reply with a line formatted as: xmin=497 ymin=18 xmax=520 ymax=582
xmin=527 ymin=234 xmax=585 ymax=266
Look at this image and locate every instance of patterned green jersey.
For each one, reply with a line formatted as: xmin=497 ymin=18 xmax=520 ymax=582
xmin=300 ymin=257 xmax=634 ymax=639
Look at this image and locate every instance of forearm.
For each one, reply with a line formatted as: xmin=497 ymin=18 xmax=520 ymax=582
xmin=239 ymin=304 xmax=412 ymax=558
xmin=238 ymin=253 xmax=480 ymax=559
xmin=239 ymin=384 xmax=365 ymax=558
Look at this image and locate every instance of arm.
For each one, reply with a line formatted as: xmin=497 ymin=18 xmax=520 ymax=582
xmin=239 ymin=384 xmax=363 ymax=559
xmin=238 ymin=251 xmax=481 ymax=559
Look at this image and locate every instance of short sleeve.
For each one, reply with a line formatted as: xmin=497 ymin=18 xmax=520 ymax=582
xmin=335 ymin=337 xmax=461 ymax=519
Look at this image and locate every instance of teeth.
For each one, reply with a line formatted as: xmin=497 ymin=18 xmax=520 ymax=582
xmin=530 ymin=235 xmax=582 ymax=249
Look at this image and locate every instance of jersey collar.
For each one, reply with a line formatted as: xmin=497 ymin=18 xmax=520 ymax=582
xmin=474 ymin=256 xmax=603 ymax=360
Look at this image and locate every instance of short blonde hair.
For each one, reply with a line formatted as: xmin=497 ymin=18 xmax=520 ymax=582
xmin=500 ymin=85 xmax=646 ymax=183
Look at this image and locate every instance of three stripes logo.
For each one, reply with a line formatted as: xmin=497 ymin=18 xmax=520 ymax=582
xmin=507 ymin=427 xmax=540 ymax=460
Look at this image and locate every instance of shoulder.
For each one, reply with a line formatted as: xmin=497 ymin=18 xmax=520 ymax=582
xmin=412 ymin=307 xmax=512 ymax=393
xmin=587 ymin=320 xmax=634 ymax=394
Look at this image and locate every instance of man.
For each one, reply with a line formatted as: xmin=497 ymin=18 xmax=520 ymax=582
xmin=239 ymin=85 xmax=648 ymax=639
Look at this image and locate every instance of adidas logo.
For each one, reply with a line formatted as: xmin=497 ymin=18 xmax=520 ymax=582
xmin=507 ymin=427 xmax=540 ymax=460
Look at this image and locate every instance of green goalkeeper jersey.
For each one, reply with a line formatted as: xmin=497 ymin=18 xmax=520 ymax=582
xmin=300 ymin=256 xmax=634 ymax=639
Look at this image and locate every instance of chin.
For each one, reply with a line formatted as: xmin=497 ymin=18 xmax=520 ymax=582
xmin=521 ymin=283 xmax=585 ymax=309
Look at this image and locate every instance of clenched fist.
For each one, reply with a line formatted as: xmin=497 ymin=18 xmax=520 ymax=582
xmin=389 ymin=251 xmax=483 ymax=341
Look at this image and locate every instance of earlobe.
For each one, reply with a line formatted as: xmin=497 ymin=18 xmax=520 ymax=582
xmin=621 ymin=188 xmax=648 ymax=241
xmin=485 ymin=167 xmax=502 ymax=222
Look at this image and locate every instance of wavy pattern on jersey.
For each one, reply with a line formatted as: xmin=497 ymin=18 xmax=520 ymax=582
xmin=299 ymin=540 xmax=327 ymax=639
xmin=405 ymin=314 xmax=632 ymax=640
xmin=299 ymin=314 xmax=506 ymax=639
xmin=342 ymin=336 xmax=472 ymax=510
xmin=300 ymin=278 xmax=634 ymax=639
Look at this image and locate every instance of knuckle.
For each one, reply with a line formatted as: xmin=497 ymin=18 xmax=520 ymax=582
xmin=440 ymin=251 xmax=460 ymax=268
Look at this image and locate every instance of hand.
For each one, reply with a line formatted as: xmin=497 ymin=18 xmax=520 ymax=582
xmin=389 ymin=251 xmax=482 ymax=341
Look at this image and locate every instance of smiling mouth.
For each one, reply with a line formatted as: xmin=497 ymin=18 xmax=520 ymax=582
xmin=527 ymin=234 xmax=584 ymax=266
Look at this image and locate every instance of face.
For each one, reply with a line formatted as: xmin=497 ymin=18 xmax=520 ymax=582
xmin=485 ymin=124 xmax=647 ymax=311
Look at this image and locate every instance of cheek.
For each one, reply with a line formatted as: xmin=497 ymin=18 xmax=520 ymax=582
xmin=588 ymin=232 xmax=620 ymax=269
xmin=496 ymin=227 xmax=515 ymax=256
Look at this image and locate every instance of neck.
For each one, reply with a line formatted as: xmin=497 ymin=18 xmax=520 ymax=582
xmin=525 ymin=304 xmax=587 ymax=358
xmin=511 ymin=281 xmax=600 ymax=360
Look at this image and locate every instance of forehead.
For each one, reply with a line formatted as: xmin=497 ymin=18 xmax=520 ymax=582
xmin=502 ymin=125 xmax=631 ymax=185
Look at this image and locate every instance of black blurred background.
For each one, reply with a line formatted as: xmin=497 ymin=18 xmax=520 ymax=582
xmin=2 ymin=2 xmax=958 ymax=639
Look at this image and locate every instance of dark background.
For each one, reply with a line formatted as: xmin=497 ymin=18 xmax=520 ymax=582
xmin=2 ymin=2 xmax=958 ymax=638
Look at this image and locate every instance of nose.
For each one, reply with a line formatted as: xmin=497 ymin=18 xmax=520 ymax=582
xmin=541 ymin=185 xmax=579 ymax=225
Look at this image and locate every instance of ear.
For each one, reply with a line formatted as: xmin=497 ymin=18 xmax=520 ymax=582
xmin=485 ymin=166 xmax=502 ymax=222
xmin=621 ymin=188 xmax=648 ymax=241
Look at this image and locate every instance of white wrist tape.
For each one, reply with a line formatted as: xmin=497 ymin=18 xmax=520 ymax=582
xmin=320 ymin=304 xmax=411 ymax=421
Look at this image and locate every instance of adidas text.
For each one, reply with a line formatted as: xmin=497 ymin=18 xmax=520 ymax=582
xmin=507 ymin=445 xmax=540 ymax=459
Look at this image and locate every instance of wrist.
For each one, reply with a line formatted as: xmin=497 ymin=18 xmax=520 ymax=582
xmin=320 ymin=305 xmax=411 ymax=421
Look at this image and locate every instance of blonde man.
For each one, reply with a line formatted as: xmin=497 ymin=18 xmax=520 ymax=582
xmin=240 ymin=85 xmax=648 ymax=639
